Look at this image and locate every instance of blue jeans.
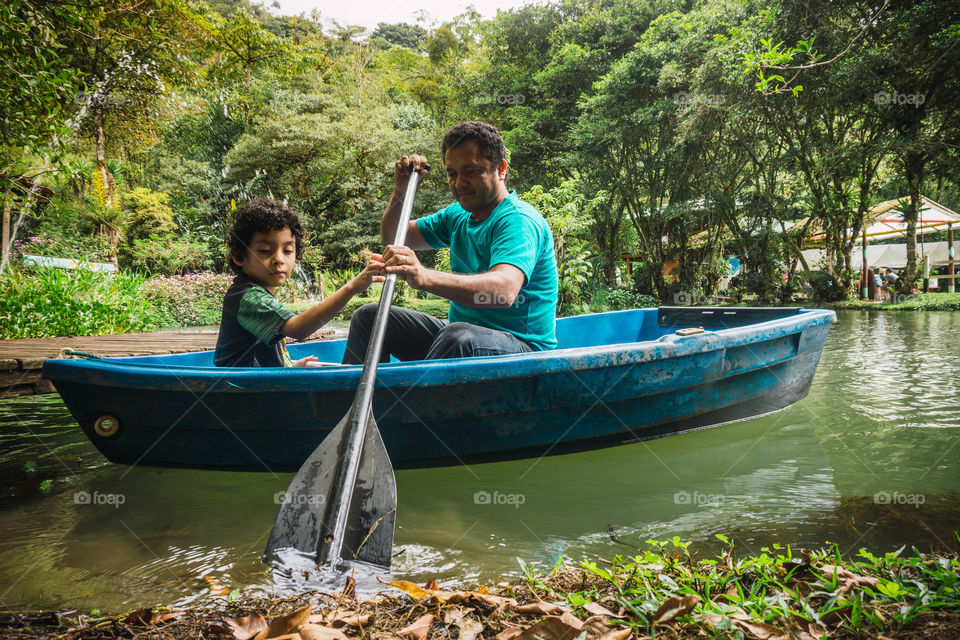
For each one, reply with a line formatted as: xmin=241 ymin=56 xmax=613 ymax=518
xmin=341 ymin=303 xmax=534 ymax=364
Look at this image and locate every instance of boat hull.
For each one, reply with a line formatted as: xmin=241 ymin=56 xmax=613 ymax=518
xmin=43 ymin=307 xmax=835 ymax=471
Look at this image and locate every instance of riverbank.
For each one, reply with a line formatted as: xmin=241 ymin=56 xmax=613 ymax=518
xmin=831 ymin=292 xmax=960 ymax=311
xmin=2 ymin=542 xmax=957 ymax=640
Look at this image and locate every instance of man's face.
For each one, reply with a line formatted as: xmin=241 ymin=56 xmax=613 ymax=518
xmin=233 ymin=227 xmax=296 ymax=293
xmin=443 ymin=141 xmax=507 ymax=217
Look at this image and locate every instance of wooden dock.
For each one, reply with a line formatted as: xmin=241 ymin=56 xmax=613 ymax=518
xmin=0 ymin=329 xmax=334 ymax=398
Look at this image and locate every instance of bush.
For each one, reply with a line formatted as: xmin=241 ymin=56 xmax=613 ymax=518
xmin=588 ymin=287 xmax=659 ymax=312
xmin=805 ymin=270 xmax=849 ymax=303
xmin=141 ymin=272 xmax=233 ymax=327
xmin=122 ymin=187 xmax=176 ymax=241
xmin=123 ymin=233 xmax=211 ymax=276
xmin=0 ymin=266 xmax=160 ymax=339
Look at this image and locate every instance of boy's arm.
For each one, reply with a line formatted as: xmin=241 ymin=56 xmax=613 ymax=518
xmin=280 ymin=258 xmax=383 ymax=341
xmin=280 ymin=278 xmax=366 ymax=341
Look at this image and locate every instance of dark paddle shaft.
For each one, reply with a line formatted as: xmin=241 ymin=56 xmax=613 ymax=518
xmin=314 ymin=168 xmax=424 ymax=566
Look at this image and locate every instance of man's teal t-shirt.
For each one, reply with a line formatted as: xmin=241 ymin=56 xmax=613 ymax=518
xmin=416 ymin=191 xmax=558 ymax=350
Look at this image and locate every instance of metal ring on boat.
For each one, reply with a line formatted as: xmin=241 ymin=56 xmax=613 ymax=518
xmin=93 ymin=415 xmax=121 ymax=438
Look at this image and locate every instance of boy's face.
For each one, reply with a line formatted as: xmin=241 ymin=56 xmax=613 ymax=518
xmin=233 ymin=227 xmax=296 ymax=293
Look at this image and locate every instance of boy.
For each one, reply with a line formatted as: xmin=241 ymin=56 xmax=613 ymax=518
xmin=214 ymin=198 xmax=383 ymax=367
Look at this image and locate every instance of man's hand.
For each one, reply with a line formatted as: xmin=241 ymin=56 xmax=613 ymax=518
xmin=382 ymin=244 xmax=428 ymax=289
xmin=394 ymin=154 xmax=430 ymax=195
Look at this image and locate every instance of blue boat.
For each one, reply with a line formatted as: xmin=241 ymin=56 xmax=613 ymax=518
xmin=42 ymin=307 xmax=835 ymax=472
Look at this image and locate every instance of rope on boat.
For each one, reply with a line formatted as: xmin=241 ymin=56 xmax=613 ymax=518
xmin=59 ymin=348 xmax=102 ymax=360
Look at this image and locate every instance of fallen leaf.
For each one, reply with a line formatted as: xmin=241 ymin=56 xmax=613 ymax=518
xmin=495 ymin=628 xmax=523 ymax=640
xmin=254 ymin=605 xmax=312 ymax=640
xmin=732 ymin=619 xmax=787 ymax=640
xmin=443 ymin=606 xmax=483 ymax=640
xmin=786 ymin=621 xmax=827 ymax=640
xmin=123 ymin=608 xmax=153 ymax=626
xmin=380 ymin=578 xmax=432 ymax=601
xmin=516 ymin=616 xmax=583 ymax=640
xmin=335 ymin=613 xmax=370 ymax=627
xmin=399 ymin=613 xmax=434 ymax=640
xmin=583 ymin=602 xmax=616 ymax=618
xmin=581 ymin=615 xmax=614 ymax=638
xmin=513 ymin=602 xmax=570 ymax=616
xmin=597 ymin=628 xmax=631 ymax=640
xmin=424 ymin=578 xmax=440 ymax=590
xmin=299 ymin=624 xmax=350 ymax=640
xmin=224 ymin=613 xmax=268 ymax=640
xmin=150 ymin=610 xmax=187 ymax=625
xmin=652 ymin=594 xmax=700 ymax=624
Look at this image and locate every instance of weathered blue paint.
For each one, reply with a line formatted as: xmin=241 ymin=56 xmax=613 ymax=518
xmin=42 ymin=307 xmax=836 ymax=472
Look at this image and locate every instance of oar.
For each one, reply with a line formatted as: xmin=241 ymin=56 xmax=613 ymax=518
xmin=263 ymin=166 xmax=427 ymax=573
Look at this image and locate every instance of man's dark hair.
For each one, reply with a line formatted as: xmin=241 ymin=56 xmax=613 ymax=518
xmin=441 ymin=121 xmax=507 ymax=169
xmin=227 ymin=198 xmax=304 ymax=273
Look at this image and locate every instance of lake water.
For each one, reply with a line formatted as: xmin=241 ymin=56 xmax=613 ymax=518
xmin=1 ymin=310 xmax=958 ymax=611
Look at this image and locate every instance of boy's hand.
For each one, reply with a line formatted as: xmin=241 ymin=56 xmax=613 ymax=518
xmin=382 ymin=244 xmax=427 ymax=289
xmin=292 ymin=355 xmax=321 ymax=367
xmin=355 ymin=253 xmax=386 ymax=288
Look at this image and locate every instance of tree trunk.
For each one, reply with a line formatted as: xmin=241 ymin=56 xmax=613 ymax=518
xmin=899 ymin=151 xmax=923 ymax=293
xmin=1 ymin=188 xmax=11 ymax=266
xmin=94 ymin=108 xmax=117 ymax=209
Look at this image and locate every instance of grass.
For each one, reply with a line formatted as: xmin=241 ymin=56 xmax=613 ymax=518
xmin=4 ymin=537 xmax=957 ymax=639
xmin=832 ymin=292 xmax=960 ymax=311
xmin=520 ymin=535 xmax=960 ymax=638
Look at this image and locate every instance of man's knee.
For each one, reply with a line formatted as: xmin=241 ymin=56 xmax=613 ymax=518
xmin=428 ymin=323 xmax=475 ymax=357
xmin=350 ymin=302 xmax=379 ymax=326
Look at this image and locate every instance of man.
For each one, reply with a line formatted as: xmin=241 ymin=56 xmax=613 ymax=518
xmin=341 ymin=121 xmax=558 ymax=363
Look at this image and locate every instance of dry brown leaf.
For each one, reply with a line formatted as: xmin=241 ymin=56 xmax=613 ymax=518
xmin=399 ymin=613 xmax=434 ymax=640
xmin=731 ymin=618 xmax=787 ymax=640
xmin=597 ymin=628 xmax=631 ymax=640
xmin=582 ymin=615 xmax=615 ymax=638
xmin=786 ymin=621 xmax=827 ymax=640
xmin=150 ymin=610 xmax=187 ymax=625
xmin=380 ymin=578 xmax=433 ymax=601
xmin=299 ymin=624 xmax=351 ymax=640
xmin=582 ymin=602 xmax=616 ymax=618
xmin=513 ymin=602 xmax=570 ymax=616
xmin=652 ymin=594 xmax=700 ymax=624
xmin=254 ymin=604 xmax=312 ymax=640
xmin=443 ymin=606 xmax=483 ymax=640
xmin=462 ymin=591 xmax=518 ymax=611
xmin=123 ymin=608 xmax=153 ymax=626
xmin=516 ymin=616 xmax=583 ymax=640
xmin=224 ymin=613 xmax=268 ymax=640
xmin=495 ymin=627 xmax=523 ymax=640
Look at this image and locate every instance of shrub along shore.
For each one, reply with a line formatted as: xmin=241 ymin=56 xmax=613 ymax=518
xmin=1 ymin=540 xmax=957 ymax=639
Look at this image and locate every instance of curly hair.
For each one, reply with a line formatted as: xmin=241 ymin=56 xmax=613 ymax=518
xmin=227 ymin=199 xmax=304 ymax=273
xmin=441 ymin=121 xmax=507 ymax=169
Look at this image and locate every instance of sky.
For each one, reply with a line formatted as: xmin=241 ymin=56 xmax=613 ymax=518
xmin=270 ymin=0 xmax=541 ymax=31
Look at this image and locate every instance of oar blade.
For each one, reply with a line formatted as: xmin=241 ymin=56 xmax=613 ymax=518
xmin=263 ymin=408 xmax=397 ymax=571
xmin=263 ymin=413 xmax=350 ymax=562
xmin=341 ymin=410 xmax=396 ymax=568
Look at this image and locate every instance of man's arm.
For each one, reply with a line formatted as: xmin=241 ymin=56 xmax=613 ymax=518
xmin=382 ymin=243 xmax=525 ymax=308
xmin=383 ymin=154 xmax=431 ymax=250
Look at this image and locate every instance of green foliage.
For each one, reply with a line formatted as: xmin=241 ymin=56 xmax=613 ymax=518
xmin=806 ymin=270 xmax=848 ymax=303
xmin=0 ymin=266 xmax=159 ymax=339
xmin=122 ymin=188 xmax=176 ymax=241
xmin=124 ymin=233 xmax=211 ymax=276
xmin=140 ymin=273 xmax=232 ymax=326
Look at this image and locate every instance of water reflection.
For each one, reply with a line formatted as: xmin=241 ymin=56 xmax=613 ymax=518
xmin=0 ymin=310 xmax=958 ymax=611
